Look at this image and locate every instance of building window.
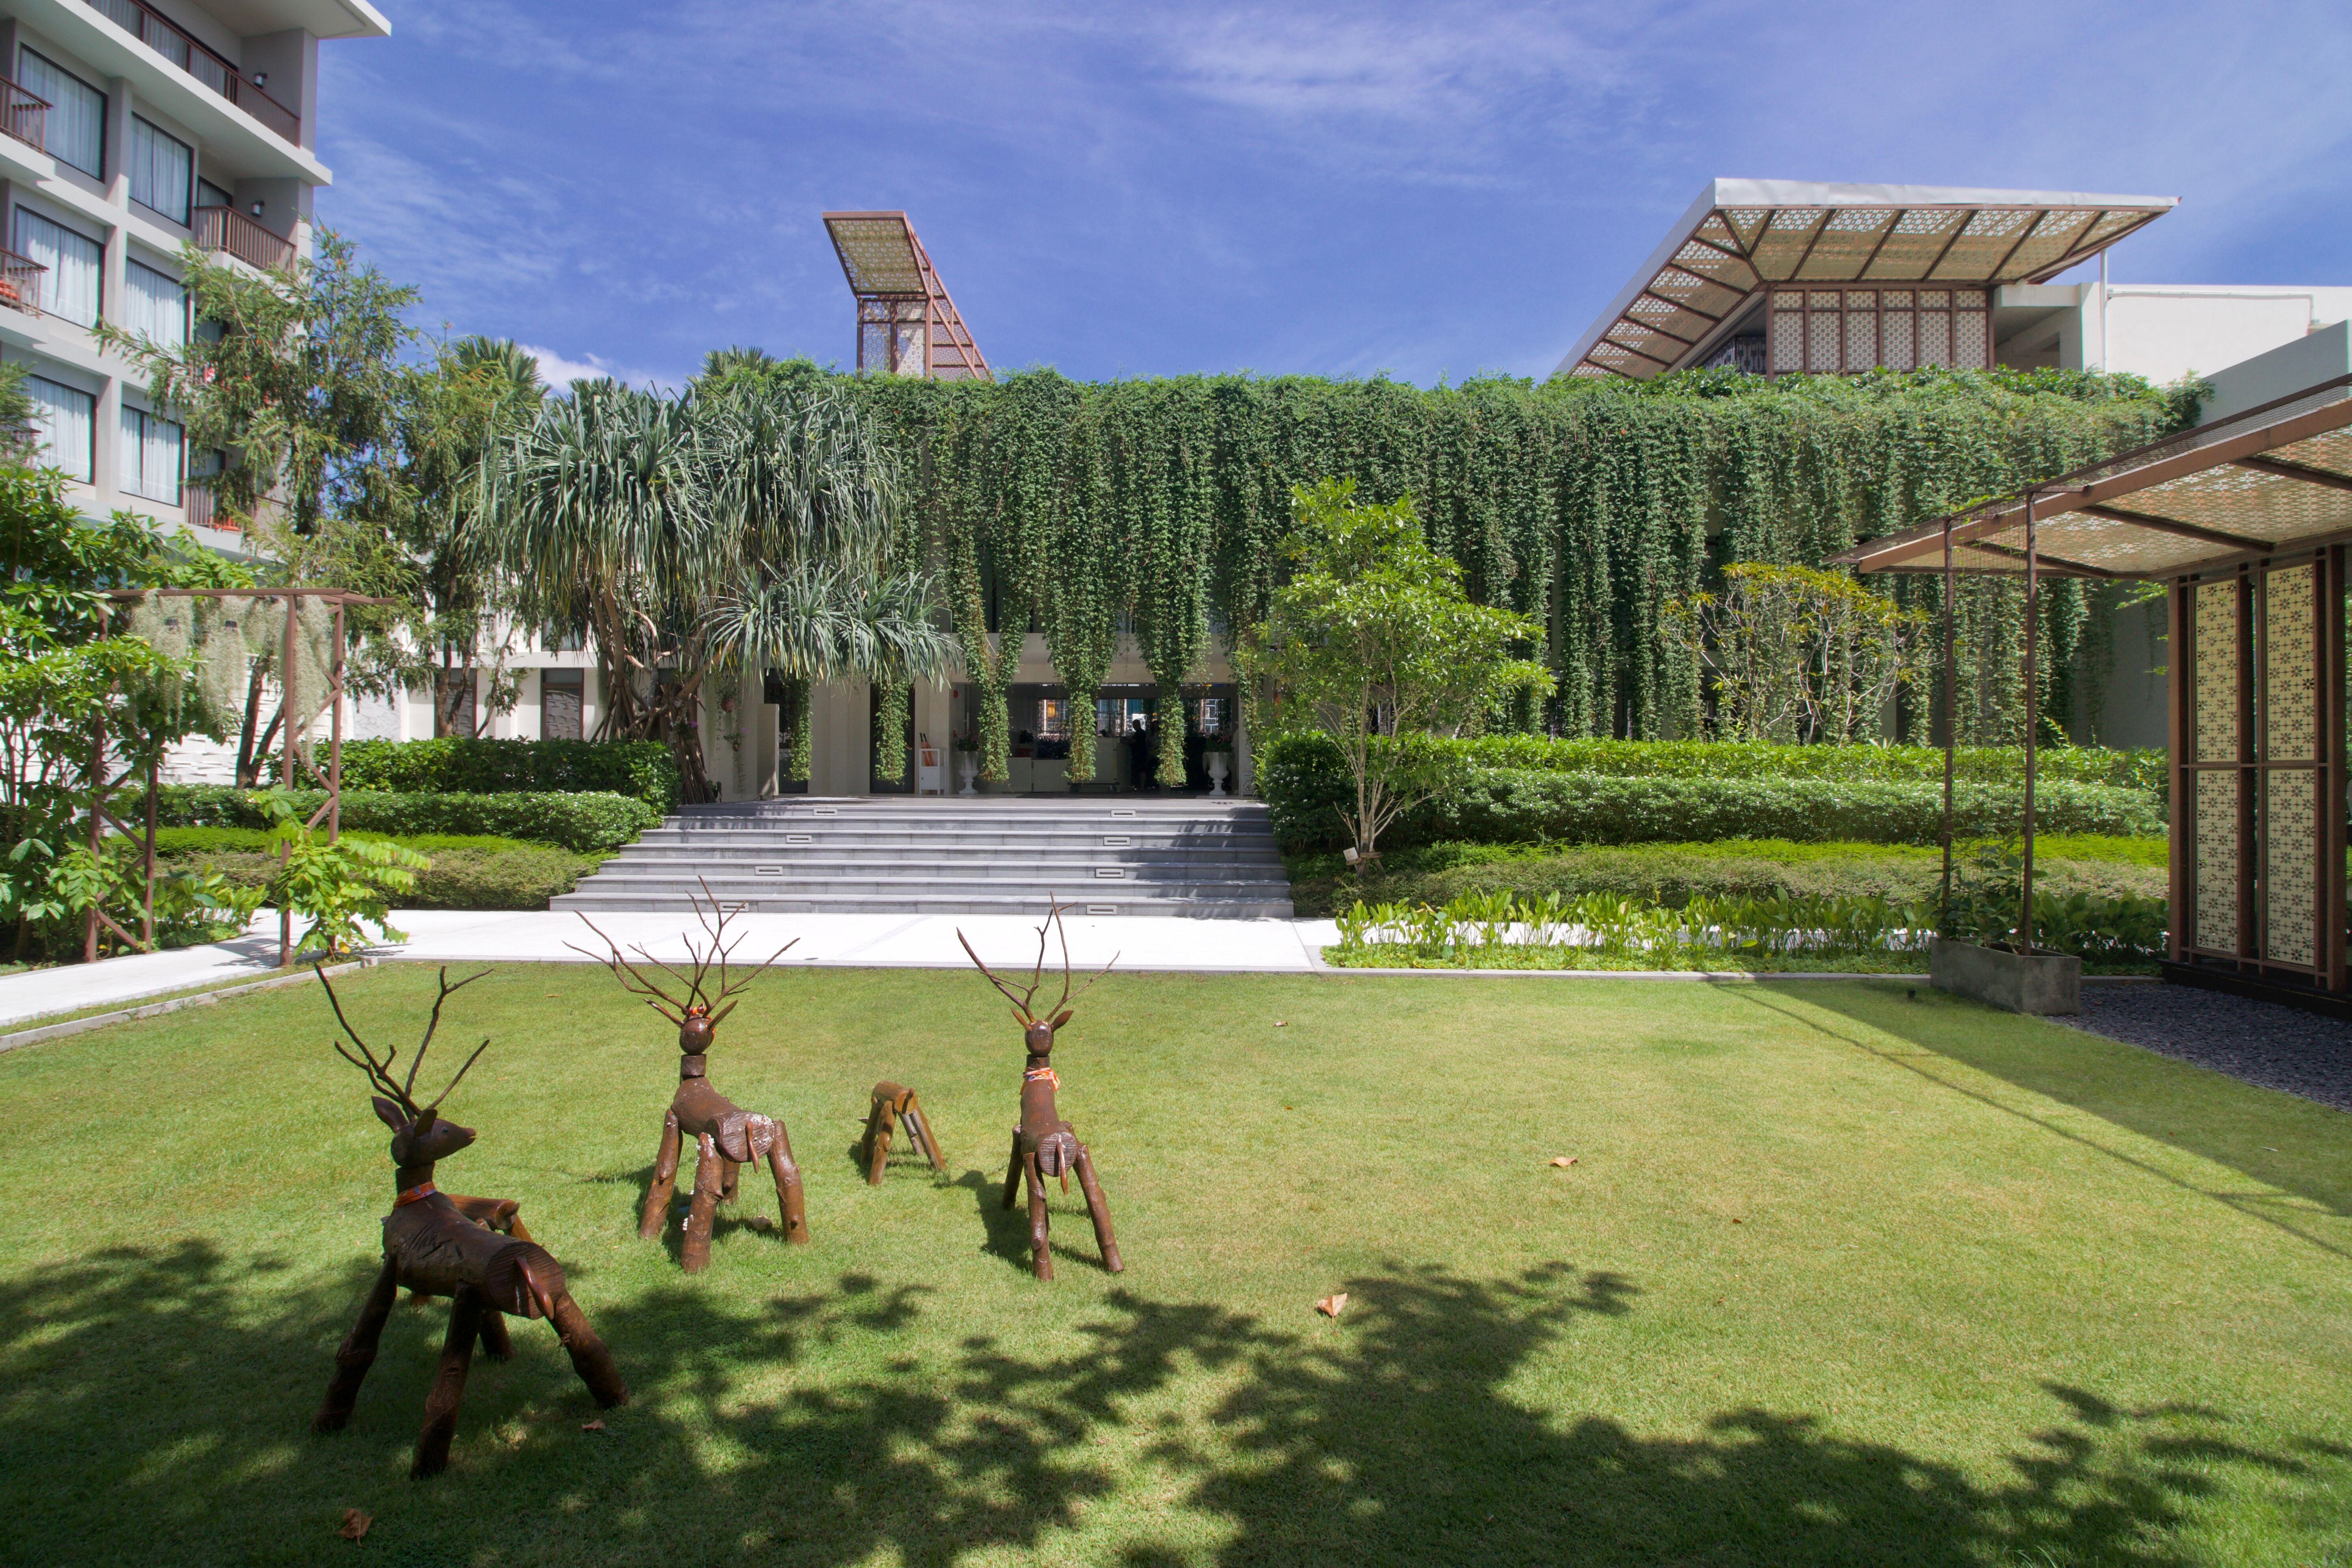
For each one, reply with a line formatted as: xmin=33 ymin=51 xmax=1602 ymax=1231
xmin=122 ymin=259 xmax=188 ymax=349
xmin=17 ymin=50 xmax=103 ymax=178
xmin=541 ymin=669 xmax=584 ymax=741
xmin=120 ymin=406 xmax=184 ymax=503
xmin=128 ymin=117 xmax=193 ymax=225
xmin=26 ymin=374 xmax=93 ymax=481
xmin=1037 ymin=697 xmax=1069 ymax=738
xmin=12 ymin=209 xmax=100 ymax=326
xmin=1193 ymin=697 xmax=1229 ymax=737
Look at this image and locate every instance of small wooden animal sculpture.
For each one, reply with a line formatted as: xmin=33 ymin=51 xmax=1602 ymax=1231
xmin=859 ymin=1081 xmax=947 ymax=1183
xmin=311 ymin=966 xmax=627 ymax=1478
xmin=958 ymin=901 xmax=1123 ymax=1281
xmin=570 ymin=892 xmax=808 ymax=1270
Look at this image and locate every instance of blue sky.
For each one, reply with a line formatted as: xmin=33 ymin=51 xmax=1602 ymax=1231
xmin=315 ymin=0 xmax=2352 ymax=390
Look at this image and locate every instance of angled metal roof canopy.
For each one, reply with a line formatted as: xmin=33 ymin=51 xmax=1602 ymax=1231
xmin=1826 ymin=376 xmax=2352 ymax=582
xmin=1556 ymin=180 xmax=2176 ymax=382
xmin=822 ymin=211 xmax=992 ymax=381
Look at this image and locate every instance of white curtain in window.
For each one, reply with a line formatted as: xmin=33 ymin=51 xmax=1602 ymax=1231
xmin=123 ymin=260 xmax=187 ymax=348
xmin=26 ymin=374 xmax=93 ymax=482
xmin=128 ymin=117 xmax=192 ymax=224
xmin=120 ymin=407 xmax=183 ymax=503
xmin=17 ymin=50 xmax=104 ymax=178
xmin=12 ymin=210 xmax=100 ymax=326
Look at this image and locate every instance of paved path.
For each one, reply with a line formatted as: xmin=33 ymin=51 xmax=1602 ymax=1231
xmin=0 ymin=909 xmax=1345 ymax=1029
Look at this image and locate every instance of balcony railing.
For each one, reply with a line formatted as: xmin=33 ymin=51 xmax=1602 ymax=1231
xmin=84 ymin=0 xmax=301 ymax=147
xmin=193 ymin=205 xmax=294 ymax=271
xmin=0 ymin=247 xmax=47 ymax=316
xmin=0 ymin=78 xmax=48 ymax=152
xmin=184 ymin=481 xmax=231 ymax=530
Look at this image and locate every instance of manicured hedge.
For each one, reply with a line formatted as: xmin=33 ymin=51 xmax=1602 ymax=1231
xmin=153 ymin=787 xmax=659 ymax=854
xmin=332 ymin=738 xmax=680 ymax=814
xmin=1257 ymin=731 xmax=2162 ymax=800
xmin=1257 ymin=733 xmax=2162 ymax=851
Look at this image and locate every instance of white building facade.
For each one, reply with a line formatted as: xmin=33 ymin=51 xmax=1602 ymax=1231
xmin=0 ymin=0 xmax=386 ymax=539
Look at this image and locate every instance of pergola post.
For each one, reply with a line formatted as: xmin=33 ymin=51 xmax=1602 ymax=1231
xmin=1940 ymin=516 xmax=1956 ymax=927
xmin=2020 ymin=490 xmax=2038 ymax=954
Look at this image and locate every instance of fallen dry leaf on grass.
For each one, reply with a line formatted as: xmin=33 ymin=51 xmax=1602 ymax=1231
xmin=1549 ymin=1157 xmax=1579 ymax=1168
xmin=1316 ymin=1293 xmax=1348 ymax=1318
xmin=581 ymin=1419 xmax=605 ymax=1432
xmin=337 ymin=1509 xmax=372 ymax=1542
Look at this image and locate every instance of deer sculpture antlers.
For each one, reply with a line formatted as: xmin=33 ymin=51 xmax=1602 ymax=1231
xmin=959 ymin=900 xmax=1123 ymax=1281
xmin=312 ymin=966 xmax=627 ymax=1478
xmin=569 ymin=884 xmax=809 ymax=1268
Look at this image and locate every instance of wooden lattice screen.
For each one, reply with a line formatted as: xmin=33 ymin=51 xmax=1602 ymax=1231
xmin=2170 ymin=550 xmax=2350 ymax=986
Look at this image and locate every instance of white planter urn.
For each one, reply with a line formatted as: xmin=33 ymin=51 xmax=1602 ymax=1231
xmin=1205 ymin=751 xmax=1232 ymax=798
xmin=956 ymin=754 xmax=979 ymax=796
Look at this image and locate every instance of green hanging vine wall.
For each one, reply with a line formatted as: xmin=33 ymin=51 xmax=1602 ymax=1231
xmin=820 ymin=363 xmax=2185 ymax=749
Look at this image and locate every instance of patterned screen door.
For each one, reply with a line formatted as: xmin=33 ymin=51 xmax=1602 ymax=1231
xmin=2178 ymin=553 xmax=2345 ymax=982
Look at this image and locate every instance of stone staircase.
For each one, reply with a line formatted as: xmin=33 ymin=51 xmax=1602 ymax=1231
xmin=552 ymin=796 xmax=1295 ymax=919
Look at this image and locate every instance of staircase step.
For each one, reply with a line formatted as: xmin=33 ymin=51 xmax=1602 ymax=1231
xmin=557 ymin=795 xmax=1293 ymax=918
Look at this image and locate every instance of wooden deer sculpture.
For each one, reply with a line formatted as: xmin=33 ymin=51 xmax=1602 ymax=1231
xmin=311 ymin=966 xmax=627 ymax=1478
xmin=959 ymin=901 xmax=1123 ymax=1281
xmin=570 ymin=892 xmax=809 ymax=1270
xmin=859 ymin=1082 xmax=947 ymax=1184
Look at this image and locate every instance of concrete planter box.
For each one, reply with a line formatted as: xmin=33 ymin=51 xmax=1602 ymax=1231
xmin=1930 ymin=937 xmax=2081 ymax=1015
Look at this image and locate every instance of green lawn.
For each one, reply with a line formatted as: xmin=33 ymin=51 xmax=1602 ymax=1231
xmin=1 ymin=965 xmax=2345 ymax=1566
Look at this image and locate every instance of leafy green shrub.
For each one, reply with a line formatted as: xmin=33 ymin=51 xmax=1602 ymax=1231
xmin=251 ymin=788 xmax=424 ymax=956
xmin=332 ymin=738 xmax=680 ymax=814
xmin=1262 ymin=742 xmax=2161 ymax=850
xmin=154 ymin=826 xmax=547 ymax=857
xmin=1258 ymin=731 xmax=2161 ymax=801
xmin=160 ymin=838 xmax=600 ymax=913
xmin=152 ymin=787 xmax=658 ymax=854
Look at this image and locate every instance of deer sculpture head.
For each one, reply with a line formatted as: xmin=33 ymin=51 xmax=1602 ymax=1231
xmin=959 ymin=899 xmax=1114 ymax=1077
xmin=568 ymin=882 xmax=794 ymax=1072
xmin=318 ymin=965 xmax=495 ymax=1185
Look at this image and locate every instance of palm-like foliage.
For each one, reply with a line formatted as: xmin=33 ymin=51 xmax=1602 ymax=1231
xmin=477 ymin=379 xmax=955 ymax=798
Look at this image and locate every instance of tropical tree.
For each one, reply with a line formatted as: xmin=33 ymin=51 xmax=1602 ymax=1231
xmin=1237 ymin=480 xmax=1552 ymax=863
xmin=480 ymin=378 xmax=957 ymax=798
xmin=1664 ymin=562 xmax=1929 ymax=744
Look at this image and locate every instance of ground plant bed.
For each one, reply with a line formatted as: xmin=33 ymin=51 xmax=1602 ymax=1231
xmin=152 ymin=827 xmax=608 ymax=911
xmin=0 ymin=966 xmax=2344 ymax=1564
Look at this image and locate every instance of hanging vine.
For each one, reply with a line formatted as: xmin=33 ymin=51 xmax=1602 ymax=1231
xmin=808 ymin=363 xmax=2181 ymax=751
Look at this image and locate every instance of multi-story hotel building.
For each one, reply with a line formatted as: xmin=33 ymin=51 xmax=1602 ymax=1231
xmin=0 ymin=0 xmax=387 ymax=536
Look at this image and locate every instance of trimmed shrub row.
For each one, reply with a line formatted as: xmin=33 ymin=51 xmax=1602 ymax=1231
xmin=1257 ymin=732 xmax=2162 ymax=813
xmin=153 ymin=787 xmax=660 ymax=854
xmin=163 ymin=842 xmax=601 ymax=912
xmin=332 ymin=738 xmax=680 ymax=815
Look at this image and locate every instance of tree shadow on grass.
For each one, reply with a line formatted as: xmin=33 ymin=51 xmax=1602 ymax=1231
xmin=0 ymin=1242 xmax=2339 ymax=1567
xmin=1761 ymin=984 xmax=2352 ymax=1257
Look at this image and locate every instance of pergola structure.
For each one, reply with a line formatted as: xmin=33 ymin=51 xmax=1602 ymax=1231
xmin=89 ymin=587 xmax=394 ymax=968
xmin=1557 ymin=180 xmax=2174 ymax=381
xmin=822 ymin=211 xmax=992 ymax=381
xmin=1830 ymin=372 xmax=2352 ymax=1006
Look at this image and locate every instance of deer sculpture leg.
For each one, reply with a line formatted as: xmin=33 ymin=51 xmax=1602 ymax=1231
xmin=1023 ymin=1150 xmax=1054 ymax=1282
xmin=477 ymin=1308 xmax=514 ymax=1362
xmin=313 ymin=1257 xmax=400 ymax=1433
xmin=682 ymin=1132 xmax=723 ymax=1273
xmin=532 ymin=1279 xmax=629 ymax=1408
xmin=640 ymin=1109 xmax=682 ymax=1240
xmin=862 ymin=1096 xmax=897 ymax=1185
xmin=903 ymin=1100 xmax=946 ymax=1172
xmin=718 ymin=1157 xmax=740 ymax=1206
xmin=413 ymin=1284 xmax=484 ymax=1479
xmin=1002 ymin=1132 xmax=1025 ymax=1211
xmin=1072 ymin=1142 xmax=1123 ymax=1274
xmin=760 ymin=1120 xmax=810 ymax=1244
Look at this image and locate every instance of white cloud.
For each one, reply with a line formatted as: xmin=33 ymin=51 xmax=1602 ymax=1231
xmin=514 ymin=344 xmax=673 ymax=391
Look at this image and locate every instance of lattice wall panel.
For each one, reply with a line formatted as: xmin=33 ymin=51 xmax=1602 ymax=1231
xmin=2194 ymin=772 xmax=2241 ymax=952
xmin=2265 ymin=772 xmax=2319 ymax=967
xmin=2266 ymin=565 xmax=2319 ymax=762
xmin=2191 ymin=579 xmax=2243 ymax=955
xmin=2193 ymin=580 xmax=2240 ymax=761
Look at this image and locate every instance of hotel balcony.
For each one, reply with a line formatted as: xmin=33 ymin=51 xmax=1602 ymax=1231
xmin=0 ymin=245 xmax=45 ymax=314
xmin=194 ymin=203 xmax=293 ymax=270
xmin=82 ymin=0 xmax=300 ymax=145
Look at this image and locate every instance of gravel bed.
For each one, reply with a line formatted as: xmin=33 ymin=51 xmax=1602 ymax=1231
xmin=2056 ymin=984 xmax=2352 ymax=1112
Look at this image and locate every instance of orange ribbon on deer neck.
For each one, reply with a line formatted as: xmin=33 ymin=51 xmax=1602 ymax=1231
xmin=394 ymin=1181 xmax=438 ymax=1207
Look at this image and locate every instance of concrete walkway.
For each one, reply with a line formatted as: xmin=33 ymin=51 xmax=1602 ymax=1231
xmin=0 ymin=908 xmax=1345 ymax=1029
